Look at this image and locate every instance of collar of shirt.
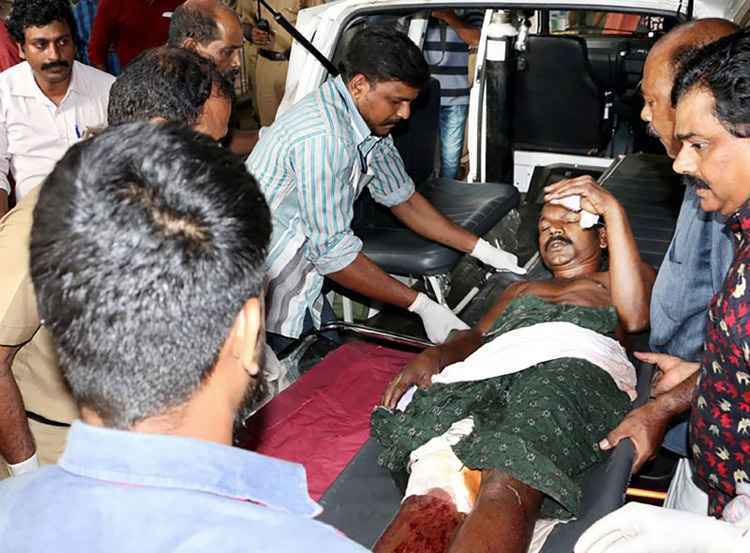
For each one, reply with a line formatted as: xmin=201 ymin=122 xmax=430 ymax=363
xmin=9 ymin=61 xmax=86 ymax=108
xmin=727 ymin=199 xmax=750 ymax=247
xmin=59 ymin=421 xmax=322 ymax=517
xmin=330 ymin=75 xmax=382 ymax=165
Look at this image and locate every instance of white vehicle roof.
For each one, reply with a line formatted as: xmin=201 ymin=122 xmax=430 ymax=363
xmin=309 ymin=0 xmax=748 ymax=21
xmin=281 ymin=0 xmax=749 ymax=112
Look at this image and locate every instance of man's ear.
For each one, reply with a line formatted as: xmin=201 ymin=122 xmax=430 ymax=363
xmin=347 ymin=73 xmax=371 ymax=102
xmin=597 ymin=226 xmax=608 ymax=250
xmin=230 ymin=297 xmax=262 ymax=377
xmin=181 ymin=37 xmax=200 ymax=53
xmin=17 ymin=42 xmax=26 ymax=60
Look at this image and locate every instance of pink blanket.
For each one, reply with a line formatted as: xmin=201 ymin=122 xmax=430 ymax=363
xmin=237 ymin=342 xmax=416 ymax=500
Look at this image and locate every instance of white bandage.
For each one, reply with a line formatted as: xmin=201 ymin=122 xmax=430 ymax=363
xmin=556 ymin=195 xmax=600 ymax=229
xmin=404 ymin=418 xmax=476 ymax=513
xmin=7 ymin=452 xmax=39 ymax=477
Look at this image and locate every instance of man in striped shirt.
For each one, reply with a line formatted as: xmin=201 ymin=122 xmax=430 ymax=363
xmin=424 ymin=9 xmax=482 ymax=178
xmin=247 ymin=27 xmax=524 ymax=354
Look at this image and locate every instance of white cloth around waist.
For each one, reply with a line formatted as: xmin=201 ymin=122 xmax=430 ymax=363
xmin=397 ymin=321 xmax=636 ymax=411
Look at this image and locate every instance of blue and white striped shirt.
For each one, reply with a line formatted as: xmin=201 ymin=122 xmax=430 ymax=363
xmin=424 ymin=10 xmax=484 ymax=106
xmin=247 ymin=76 xmax=415 ymax=338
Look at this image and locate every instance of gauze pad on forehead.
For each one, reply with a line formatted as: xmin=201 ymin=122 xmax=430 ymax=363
xmin=555 ymin=195 xmax=600 ymax=229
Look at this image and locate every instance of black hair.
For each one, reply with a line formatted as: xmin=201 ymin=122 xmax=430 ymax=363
xmin=30 ymin=122 xmax=271 ymax=429
xmin=672 ymin=29 xmax=750 ymax=138
xmin=168 ymin=2 xmax=221 ymax=48
xmin=339 ymin=26 xmax=429 ymax=89
xmin=108 ymin=46 xmax=233 ymax=127
xmin=8 ymin=0 xmax=77 ymax=45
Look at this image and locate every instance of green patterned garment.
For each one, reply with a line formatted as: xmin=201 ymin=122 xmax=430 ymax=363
xmin=371 ymin=295 xmax=631 ymax=519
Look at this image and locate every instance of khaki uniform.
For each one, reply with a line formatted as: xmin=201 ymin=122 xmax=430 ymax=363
xmin=236 ymin=0 xmax=323 ymax=126
xmin=0 ymin=187 xmax=76 ymax=476
xmin=231 ymin=0 xmax=260 ymax=125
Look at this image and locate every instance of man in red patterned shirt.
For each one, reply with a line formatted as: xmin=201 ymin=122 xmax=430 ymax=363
xmin=669 ymin=29 xmax=750 ymax=518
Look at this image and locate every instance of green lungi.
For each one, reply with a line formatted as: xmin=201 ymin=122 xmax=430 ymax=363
xmin=371 ymin=295 xmax=632 ymax=518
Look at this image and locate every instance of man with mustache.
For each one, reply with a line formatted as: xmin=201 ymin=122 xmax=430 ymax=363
xmin=0 ymin=0 xmax=114 ymax=217
xmin=168 ymin=0 xmax=261 ymax=155
xmin=168 ymin=0 xmax=243 ymax=85
xmin=373 ymin=181 xmax=654 ymax=553
xmin=0 ymin=122 xmax=366 ymax=552
xmin=249 ymin=27 xmax=525 ymax=359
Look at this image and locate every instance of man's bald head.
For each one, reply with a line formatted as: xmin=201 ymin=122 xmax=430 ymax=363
xmin=641 ymin=18 xmax=738 ymax=158
xmin=168 ymin=0 xmax=244 ymax=81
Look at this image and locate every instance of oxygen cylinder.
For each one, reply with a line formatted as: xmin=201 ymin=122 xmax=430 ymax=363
xmin=484 ymin=11 xmax=517 ymax=182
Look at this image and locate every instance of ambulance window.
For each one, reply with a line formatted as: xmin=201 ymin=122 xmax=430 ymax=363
xmin=549 ymin=10 xmax=668 ymax=37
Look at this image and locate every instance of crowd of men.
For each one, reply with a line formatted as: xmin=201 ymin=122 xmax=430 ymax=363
xmin=0 ymin=0 xmax=748 ymax=551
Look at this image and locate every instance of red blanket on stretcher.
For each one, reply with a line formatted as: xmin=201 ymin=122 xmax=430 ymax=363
xmin=237 ymin=342 xmax=416 ymax=500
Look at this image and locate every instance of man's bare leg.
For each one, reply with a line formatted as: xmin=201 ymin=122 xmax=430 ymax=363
xmin=447 ymin=470 xmax=543 ymax=553
xmin=373 ymin=490 xmax=467 ymax=553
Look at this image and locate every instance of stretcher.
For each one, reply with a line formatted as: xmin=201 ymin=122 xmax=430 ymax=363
xmin=235 ymin=152 xmax=682 ymax=550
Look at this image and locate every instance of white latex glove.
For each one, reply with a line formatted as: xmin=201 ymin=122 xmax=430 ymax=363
xmin=7 ymin=452 xmax=39 ymax=477
xmin=725 ymin=483 xmax=750 ymax=529
xmin=408 ymin=292 xmax=469 ymax=344
xmin=470 ymin=238 xmax=526 ymax=274
xmin=575 ymin=502 xmax=750 ymax=553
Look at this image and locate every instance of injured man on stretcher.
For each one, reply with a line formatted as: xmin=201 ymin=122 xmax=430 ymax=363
xmin=371 ymin=176 xmax=657 ymax=553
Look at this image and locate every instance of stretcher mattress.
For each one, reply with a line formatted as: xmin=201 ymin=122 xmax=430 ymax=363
xmin=236 ymin=341 xmax=415 ymax=500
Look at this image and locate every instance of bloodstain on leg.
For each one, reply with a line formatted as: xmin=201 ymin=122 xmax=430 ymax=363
xmin=373 ymin=492 xmax=466 ymax=553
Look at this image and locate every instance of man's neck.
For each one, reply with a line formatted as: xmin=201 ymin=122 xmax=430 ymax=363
xmin=32 ymin=69 xmax=72 ymax=106
xmin=80 ymin=398 xmax=236 ymax=446
xmin=549 ymin=258 xmax=601 ymax=280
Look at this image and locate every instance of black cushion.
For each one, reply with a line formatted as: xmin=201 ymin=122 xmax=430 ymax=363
xmin=357 ymin=178 xmax=519 ymax=276
xmin=513 ymin=35 xmax=606 ymax=154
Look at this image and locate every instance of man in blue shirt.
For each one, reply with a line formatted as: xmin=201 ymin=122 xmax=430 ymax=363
xmin=0 ymin=122 xmax=367 ymax=553
xmin=248 ymin=27 xmax=525 ymax=352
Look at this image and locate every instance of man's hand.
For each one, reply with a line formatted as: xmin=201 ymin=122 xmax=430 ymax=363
xmin=543 ymin=175 xmax=621 ymax=219
xmin=470 ymin=238 xmax=526 ymax=274
xmin=575 ymin=502 xmax=750 ymax=553
xmin=599 ymin=400 xmax=671 ymax=472
xmin=431 ymin=9 xmax=457 ymax=23
xmin=381 ymin=352 xmax=442 ymax=409
xmin=634 ymin=351 xmax=700 ymax=396
xmin=249 ymin=26 xmax=271 ymax=46
xmin=408 ymin=292 xmax=469 ymax=344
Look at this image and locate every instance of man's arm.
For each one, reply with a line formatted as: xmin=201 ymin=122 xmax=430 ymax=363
xmin=381 ymin=283 xmax=524 ymax=408
xmin=544 ymin=176 xmax=655 ymax=332
xmin=0 ymin=345 xmax=35 ymax=465
xmin=431 ymin=10 xmax=481 ymax=47
xmin=327 ymin=253 xmax=418 ymax=309
xmin=390 ymin=191 xmax=525 ymax=273
xmin=390 ymin=191 xmax=478 ymax=253
xmin=601 ymin=370 xmax=697 ymax=471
